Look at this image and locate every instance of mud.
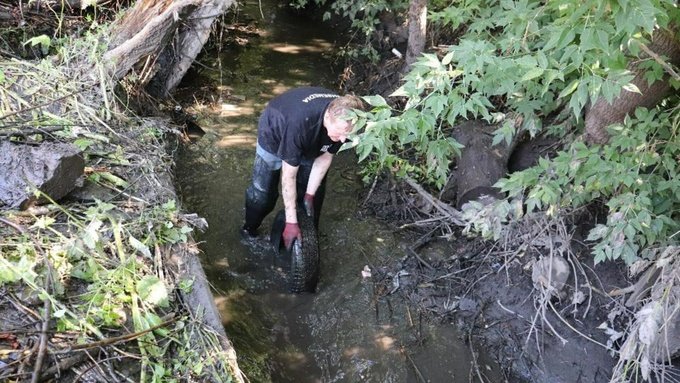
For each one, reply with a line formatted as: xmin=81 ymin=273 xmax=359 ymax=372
xmin=362 ymin=173 xmax=635 ymax=382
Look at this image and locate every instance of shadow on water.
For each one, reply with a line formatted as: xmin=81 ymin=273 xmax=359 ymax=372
xmin=175 ymin=1 xmax=502 ymax=382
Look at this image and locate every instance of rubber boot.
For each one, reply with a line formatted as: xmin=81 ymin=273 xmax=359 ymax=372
xmin=243 ymin=154 xmax=280 ymax=236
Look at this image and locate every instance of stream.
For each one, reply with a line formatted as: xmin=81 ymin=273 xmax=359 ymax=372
xmin=174 ymin=1 xmax=497 ymax=382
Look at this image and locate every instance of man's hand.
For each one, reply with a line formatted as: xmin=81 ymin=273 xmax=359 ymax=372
xmin=282 ymin=222 xmax=302 ymax=250
xmin=303 ymin=193 xmax=314 ymax=217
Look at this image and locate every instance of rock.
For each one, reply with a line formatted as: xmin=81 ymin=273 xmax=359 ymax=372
xmin=0 ymin=140 xmax=84 ymax=209
xmin=531 ymin=255 xmax=570 ymax=296
xmin=458 ymin=297 xmax=478 ymax=312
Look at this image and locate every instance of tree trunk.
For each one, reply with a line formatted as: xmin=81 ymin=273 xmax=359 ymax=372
xmin=404 ymin=0 xmax=427 ymax=71
xmin=104 ymin=0 xmax=235 ymax=96
xmin=147 ymin=0 xmax=232 ymax=97
xmin=585 ymin=25 xmax=680 ymax=145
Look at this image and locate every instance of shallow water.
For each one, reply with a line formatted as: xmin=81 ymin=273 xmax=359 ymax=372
xmin=175 ymin=1 xmax=498 ymax=381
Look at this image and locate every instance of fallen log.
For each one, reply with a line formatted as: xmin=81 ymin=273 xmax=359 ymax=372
xmin=105 ymin=0 xmax=235 ymax=96
xmin=167 ymin=242 xmax=245 ymax=383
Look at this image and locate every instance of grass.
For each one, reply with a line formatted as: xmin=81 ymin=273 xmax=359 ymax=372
xmin=0 ymin=16 xmax=240 ymax=383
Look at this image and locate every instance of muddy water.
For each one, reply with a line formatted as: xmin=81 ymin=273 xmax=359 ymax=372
xmin=175 ymin=1 xmax=495 ymax=382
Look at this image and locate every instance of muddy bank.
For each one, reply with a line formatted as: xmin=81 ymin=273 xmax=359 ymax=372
xmin=362 ymin=176 xmax=639 ymax=382
xmin=0 ymin=120 xmax=243 ymax=383
xmin=0 ymin=2 xmax=244 ymax=375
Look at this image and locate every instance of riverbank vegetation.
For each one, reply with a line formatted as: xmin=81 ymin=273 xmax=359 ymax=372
xmin=0 ymin=1 xmax=240 ymax=382
xmin=299 ymin=0 xmax=680 ymax=381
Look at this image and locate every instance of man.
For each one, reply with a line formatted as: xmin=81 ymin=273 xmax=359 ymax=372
xmin=241 ymin=86 xmax=364 ymax=249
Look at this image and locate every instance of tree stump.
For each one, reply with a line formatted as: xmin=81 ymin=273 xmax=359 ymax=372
xmin=442 ymin=120 xmax=520 ymax=208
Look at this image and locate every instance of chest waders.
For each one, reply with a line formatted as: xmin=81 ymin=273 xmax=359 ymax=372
xmin=243 ymin=153 xmax=326 ymax=293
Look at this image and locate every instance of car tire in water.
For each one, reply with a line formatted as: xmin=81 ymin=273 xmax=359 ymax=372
xmin=270 ymin=209 xmax=320 ymax=293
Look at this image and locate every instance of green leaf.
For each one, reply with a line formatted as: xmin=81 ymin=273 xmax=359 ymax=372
xmin=162 ymin=200 xmax=176 ymax=211
xmin=622 ymin=83 xmax=641 ymax=94
xmin=442 ymin=50 xmax=455 ymax=65
xmin=98 ymin=172 xmax=129 ymax=188
xmin=53 ymin=309 xmax=67 ymax=318
xmin=32 ymin=216 xmax=55 ymax=229
xmin=129 ymin=235 xmax=152 ymax=259
xmin=23 ymin=35 xmax=51 ymax=50
xmin=596 ymin=29 xmax=610 ymax=51
xmin=558 ymin=79 xmax=580 ymax=99
xmin=144 ymin=312 xmax=169 ymax=336
xmin=521 ymin=68 xmax=544 ymax=82
xmin=83 ymin=219 xmax=103 ymax=250
xmin=179 ymin=277 xmax=194 ymax=293
xmin=137 ymin=275 xmax=169 ymax=308
xmin=74 ymin=138 xmax=94 ymax=151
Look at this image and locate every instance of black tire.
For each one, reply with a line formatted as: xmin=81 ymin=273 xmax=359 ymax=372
xmin=288 ymin=210 xmax=319 ymax=293
xmin=270 ymin=209 xmax=320 ymax=293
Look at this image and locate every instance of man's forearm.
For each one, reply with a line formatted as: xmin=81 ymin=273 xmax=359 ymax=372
xmin=282 ymin=162 xmax=299 ymax=223
xmin=306 ymin=153 xmax=333 ymax=195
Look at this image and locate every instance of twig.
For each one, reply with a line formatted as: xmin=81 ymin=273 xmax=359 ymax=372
xmin=0 ymin=125 xmax=69 ymax=137
xmin=467 ymin=311 xmax=486 ymax=383
xmin=406 ymin=247 xmax=435 ymax=270
xmin=0 ymin=89 xmax=85 ymax=121
xmin=257 ymin=0 xmax=265 ymax=19
xmin=38 ymin=354 xmax=87 ymax=381
xmin=75 ymin=350 xmax=109 ymax=383
xmin=401 ymin=346 xmax=427 ymax=383
xmin=0 ymin=217 xmax=25 ymax=234
xmin=637 ymin=41 xmax=680 ymax=81
xmin=55 ymin=316 xmax=176 ymax=353
xmin=30 ymin=298 xmax=51 ymax=383
xmin=425 ymin=266 xmax=473 ymax=283
xmin=547 ymin=299 xmax=615 ymax=352
xmin=404 ymin=176 xmax=465 ymax=226
xmin=361 ymin=174 xmax=379 ymax=207
xmin=497 ymin=299 xmax=524 ymax=319
xmin=0 ymin=217 xmax=52 ymax=383
xmin=411 ymin=227 xmax=437 ymax=251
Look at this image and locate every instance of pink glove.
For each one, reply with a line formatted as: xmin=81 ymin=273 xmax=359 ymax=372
xmin=282 ymin=222 xmax=302 ymax=250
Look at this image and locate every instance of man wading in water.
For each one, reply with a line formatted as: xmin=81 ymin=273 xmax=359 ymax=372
xmin=241 ymin=87 xmax=364 ymax=249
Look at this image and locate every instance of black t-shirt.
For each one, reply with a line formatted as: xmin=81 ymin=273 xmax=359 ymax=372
xmin=257 ymin=87 xmax=344 ymax=166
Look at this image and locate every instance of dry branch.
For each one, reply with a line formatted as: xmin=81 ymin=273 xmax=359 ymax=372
xmin=404 ymin=176 xmax=465 ymax=226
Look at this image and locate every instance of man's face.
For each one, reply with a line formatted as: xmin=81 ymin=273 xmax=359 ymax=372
xmin=325 ymin=114 xmax=352 ymax=143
